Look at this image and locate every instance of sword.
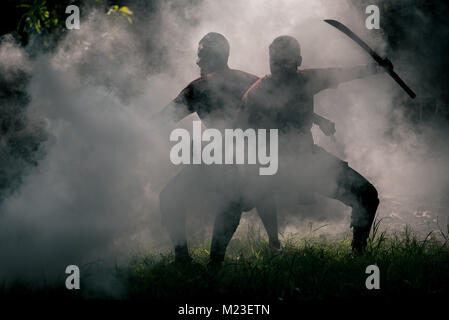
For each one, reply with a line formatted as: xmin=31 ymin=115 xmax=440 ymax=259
xmin=324 ymin=19 xmax=416 ymax=99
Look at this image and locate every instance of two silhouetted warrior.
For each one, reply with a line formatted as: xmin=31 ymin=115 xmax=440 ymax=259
xmin=156 ymin=32 xmax=387 ymax=266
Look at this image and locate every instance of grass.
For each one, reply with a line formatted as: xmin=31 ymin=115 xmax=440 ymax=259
xmin=2 ymin=220 xmax=449 ymax=306
xmin=119 ymin=220 xmax=449 ymax=304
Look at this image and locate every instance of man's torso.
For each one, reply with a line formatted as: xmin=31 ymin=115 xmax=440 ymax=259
xmin=174 ymin=68 xmax=258 ymax=129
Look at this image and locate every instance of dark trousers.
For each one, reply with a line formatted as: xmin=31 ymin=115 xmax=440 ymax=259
xmin=160 ymin=146 xmax=379 ymax=262
xmin=207 ymin=145 xmax=379 ymax=261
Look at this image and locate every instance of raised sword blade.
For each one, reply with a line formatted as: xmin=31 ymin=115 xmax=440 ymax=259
xmin=324 ymin=19 xmax=416 ymax=99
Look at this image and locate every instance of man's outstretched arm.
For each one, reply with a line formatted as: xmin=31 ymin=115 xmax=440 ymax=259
xmin=307 ymin=58 xmax=393 ymax=92
xmin=327 ymin=61 xmax=388 ymax=83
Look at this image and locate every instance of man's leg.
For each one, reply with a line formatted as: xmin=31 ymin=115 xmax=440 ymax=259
xmin=239 ymin=167 xmax=280 ymax=250
xmin=159 ymin=169 xmax=199 ymax=264
xmin=334 ymin=164 xmax=379 ymax=254
xmin=209 ymin=201 xmax=243 ymax=265
xmin=256 ymin=197 xmax=281 ymax=250
xmin=313 ymin=147 xmax=379 ymax=254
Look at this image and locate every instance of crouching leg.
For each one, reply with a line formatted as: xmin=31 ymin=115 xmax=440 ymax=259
xmin=335 ymin=165 xmax=380 ymax=255
xmin=209 ymin=202 xmax=243 ymax=267
xmin=350 ymin=183 xmax=379 ymax=254
xmin=256 ymin=197 xmax=281 ymax=250
xmin=159 ymin=179 xmax=192 ymax=265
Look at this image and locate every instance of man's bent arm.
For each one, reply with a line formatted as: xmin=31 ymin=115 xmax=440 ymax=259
xmin=150 ymin=83 xmax=195 ymax=126
xmin=151 ymin=100 xmax=191 ymax=126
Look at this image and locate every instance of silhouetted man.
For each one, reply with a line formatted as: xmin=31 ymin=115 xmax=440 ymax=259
xmin=230 ymin=35 xmax=386 ymax=254
xmin=156 ymin=33 xmax=280 ymax=265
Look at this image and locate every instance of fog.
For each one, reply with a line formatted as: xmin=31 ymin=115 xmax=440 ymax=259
xmin=0 ymin=0 xmax=448 ymax=294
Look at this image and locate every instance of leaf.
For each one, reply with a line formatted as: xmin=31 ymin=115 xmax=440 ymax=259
xmin=119 ymin=6 xmax=133 ymax=15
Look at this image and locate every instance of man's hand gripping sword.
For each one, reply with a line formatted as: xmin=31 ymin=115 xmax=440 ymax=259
xmin=324 ymin=19 xmax=416 ymax=99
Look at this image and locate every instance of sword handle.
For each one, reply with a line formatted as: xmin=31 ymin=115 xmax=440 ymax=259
xmin=373 ymin=55 xmax=416 ymax=98
xmin=386 ymin=68 xmax=416 ymax=99
xmin=371 ymin=53 xmax=416 ymax=99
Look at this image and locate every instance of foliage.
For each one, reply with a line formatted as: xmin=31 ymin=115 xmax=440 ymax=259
xmin=15 ymin=0 xmax=133 ymax=50
xmin=1 ymin=222 xmax=448 ymax=305
xmin=120 ymin=222 xmax=449 ymax=302
xmin=107 ymin=4 xmax=134 ymax=24
xmin=17 ymin=0 xmax=60 ymax=35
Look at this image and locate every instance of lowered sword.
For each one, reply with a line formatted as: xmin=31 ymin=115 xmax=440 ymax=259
xmin=324 ymin=19 xmax=416 ymax=99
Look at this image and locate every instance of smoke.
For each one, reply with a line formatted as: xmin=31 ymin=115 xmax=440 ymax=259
xmin=0 ymin=0 xmax=448 ymax=293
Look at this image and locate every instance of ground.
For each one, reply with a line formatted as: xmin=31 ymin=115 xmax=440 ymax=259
xmin=3 ymin=220 xmax=448 ymax=310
